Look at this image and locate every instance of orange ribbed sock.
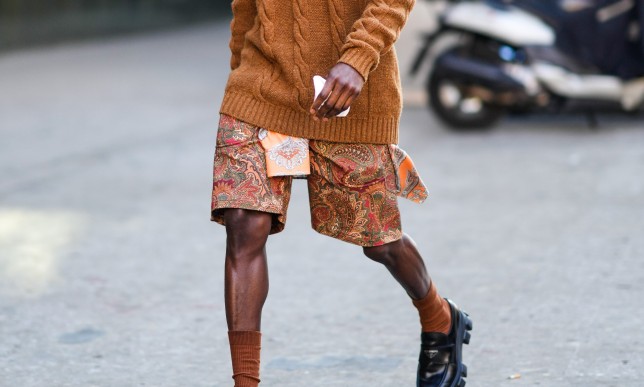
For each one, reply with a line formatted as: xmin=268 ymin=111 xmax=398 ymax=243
xmin=412 ymin=282 xmax=452 ymax=334
xmin=228 ymin=331 xmax=261 ymax=387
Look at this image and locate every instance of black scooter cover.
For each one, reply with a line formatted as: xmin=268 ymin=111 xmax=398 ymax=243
xmin=513 ymin=0 xmax=644 ymax=78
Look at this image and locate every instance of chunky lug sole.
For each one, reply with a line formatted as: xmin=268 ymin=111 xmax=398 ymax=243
xmin=447 ymin=299 xmax=473 ymax=387
xmin=417 ymin=299 xmax=473 ymax=387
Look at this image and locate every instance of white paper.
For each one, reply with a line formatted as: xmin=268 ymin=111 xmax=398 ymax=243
xmin=313 ymin=75 xmax=350 ymax=117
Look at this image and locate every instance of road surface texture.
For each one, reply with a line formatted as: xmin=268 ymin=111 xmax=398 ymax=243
xmin=1 ymin=20 xmax=643 ymax=387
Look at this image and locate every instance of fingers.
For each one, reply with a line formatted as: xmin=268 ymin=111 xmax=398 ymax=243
xmin=309 ymin=63 xmax=365 ymax=121
xmin=310 ymin=81 xmax=357 ymax=121
xmin=310 ymin=80 xmax=335 ymax=120
xmin=316 ymin=83 xmax=346 ymax=120
xmin=322 ymin=91 xmax=352 ymax=119
xmin=331 ymin=91 xmax=353 ymax=117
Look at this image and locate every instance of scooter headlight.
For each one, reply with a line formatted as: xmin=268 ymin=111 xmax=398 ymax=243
xmin=499 ymin=45 xmax=516 ymax=62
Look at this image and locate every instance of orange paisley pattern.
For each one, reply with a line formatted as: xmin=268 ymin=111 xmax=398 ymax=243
xmin=211 ymin=115 xmax=292 ymax=234
xmin=211 ymin=115 xmax=427 ymax=246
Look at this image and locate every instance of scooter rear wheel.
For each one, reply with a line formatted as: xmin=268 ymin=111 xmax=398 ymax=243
xmin=428 ymin=69 xmax=504 ymax=130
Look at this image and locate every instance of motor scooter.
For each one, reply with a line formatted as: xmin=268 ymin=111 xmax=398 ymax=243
xmin=410 ymin=0 xmax=644 ymax=129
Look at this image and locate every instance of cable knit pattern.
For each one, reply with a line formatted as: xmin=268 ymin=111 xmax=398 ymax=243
xmin=292 ymin=0 xmax=311 ymax=108
xmin=255 ymin=0 xmax=275 ymax=59
xmin=228 ymin=0 xmax=257 ymax=70
xmin=255 ymin=0 xmax=280 ymax=103
xmin=222 ymin=0 xmax=416 ymax=145
xmin=327 ymin=0 xmax=346 ymax=54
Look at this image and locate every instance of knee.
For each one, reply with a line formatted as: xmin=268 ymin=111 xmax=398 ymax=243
xmin=224 ymin=208 xmax=268 ymax=230
xmin=363 ymin=243 xmax=397 ymax=267
xmin=224 ymin=209 xmax=271 ymax=260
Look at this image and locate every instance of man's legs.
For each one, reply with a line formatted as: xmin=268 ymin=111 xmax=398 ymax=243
xmin=224 ymin=209 xmax=273 ymax=387
xmin=211 ymin=115 xmax=294 ymax=386
xmin=306 ymin=140 xmax=471 ymax=386
xmin=364 ymin=234 xmax=472 ymax=387
xmin=363 ymin=234 xmax=451 ymax=334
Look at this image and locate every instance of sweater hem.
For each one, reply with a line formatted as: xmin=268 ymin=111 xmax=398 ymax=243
xmin=220 ymin=91 xmax=399 ymax=145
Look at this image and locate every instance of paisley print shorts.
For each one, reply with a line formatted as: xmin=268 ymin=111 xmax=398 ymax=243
xmin=211 ymin=115 xmax=426 ymax=247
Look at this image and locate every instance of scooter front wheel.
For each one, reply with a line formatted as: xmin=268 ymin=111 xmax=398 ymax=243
xmin=428 ymin=70 xmax=504 ymax=130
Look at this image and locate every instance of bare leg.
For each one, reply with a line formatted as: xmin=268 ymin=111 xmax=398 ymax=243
xmin=363 ymin=234 xmax=430 ymax=300
xmin=365 ymin=234 xmax=470 ymax=386
xmin=224 ymin=208 xmax=273 ymax=331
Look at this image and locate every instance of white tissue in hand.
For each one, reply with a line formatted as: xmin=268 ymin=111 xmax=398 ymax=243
xmin=313 ymin=75 xmax=350 ymax=117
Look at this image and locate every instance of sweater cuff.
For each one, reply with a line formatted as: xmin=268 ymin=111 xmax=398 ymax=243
xmin=338 ymin=47 xmax=378 ymax=82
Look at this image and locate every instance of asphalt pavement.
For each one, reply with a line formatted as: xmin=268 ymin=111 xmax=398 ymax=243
xmin=1 ymin=21 xmax=644 ymax=387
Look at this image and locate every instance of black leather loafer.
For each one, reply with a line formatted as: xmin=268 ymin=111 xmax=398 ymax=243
xmin=416 ymin=299 xmax=472 ymax=387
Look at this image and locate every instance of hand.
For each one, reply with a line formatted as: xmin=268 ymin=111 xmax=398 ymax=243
xmin=310 ymin=63 xmax=364 ymax=122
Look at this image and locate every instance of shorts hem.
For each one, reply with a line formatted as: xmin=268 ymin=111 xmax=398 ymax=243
xmin=312 ymin=227 xmax=403 ymax=247
xmin=211 ymin=202 xmax=286 ymax=234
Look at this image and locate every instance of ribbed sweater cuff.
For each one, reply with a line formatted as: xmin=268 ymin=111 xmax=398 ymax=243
xmin=339 ymin=47 xmax=377 ymax=82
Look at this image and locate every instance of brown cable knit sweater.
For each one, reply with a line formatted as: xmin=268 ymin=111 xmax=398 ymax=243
xmin=220 ymin=0 xmax=416 ymax=144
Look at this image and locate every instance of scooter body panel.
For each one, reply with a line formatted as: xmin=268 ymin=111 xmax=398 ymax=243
xmin=532 ymin=62 xmax=624 ymax=100
xmin=443 ymin=2 xmax=555 ymax=46
xmin=418 ymin=0 xmax=644 ymax=128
